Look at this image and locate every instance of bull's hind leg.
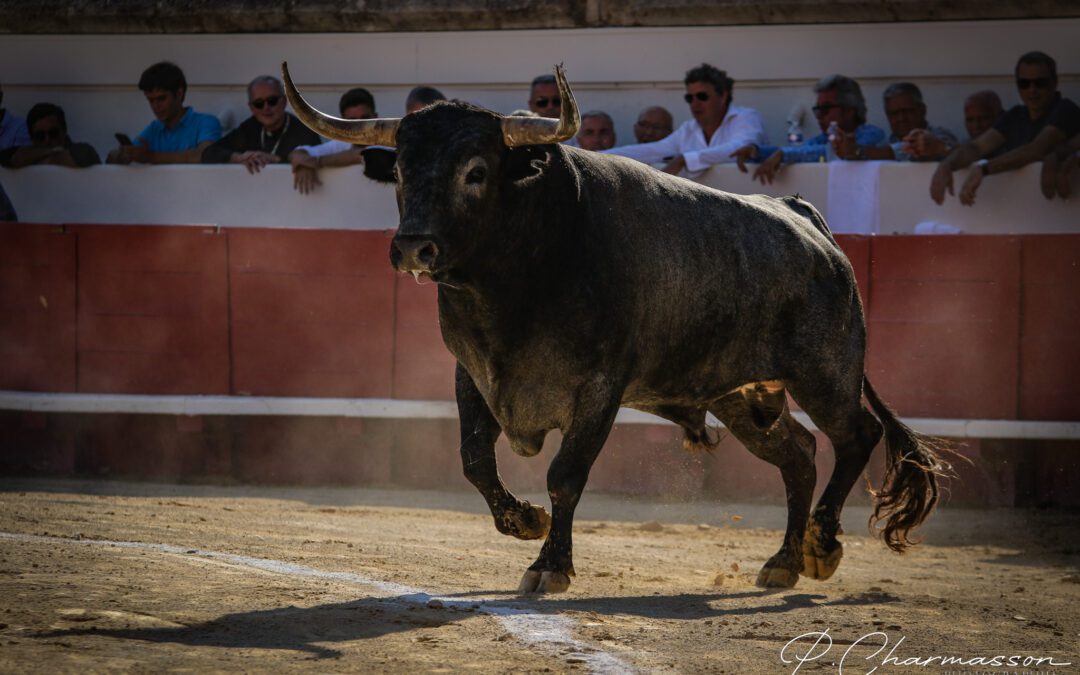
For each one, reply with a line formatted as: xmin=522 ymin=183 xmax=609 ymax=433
xmin=787 ymin=381 xmax=883 ymax=581
xmin=710 ymin=384 xmax=816 ymax=589
xmin=456 ymin=364 xmax=551 ymax=541
xmin=519 ymin=377 xmax=621 ymax=594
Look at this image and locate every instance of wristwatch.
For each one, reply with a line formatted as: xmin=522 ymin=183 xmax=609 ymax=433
xmin=974 ymin=158 xmax=990 ymax=175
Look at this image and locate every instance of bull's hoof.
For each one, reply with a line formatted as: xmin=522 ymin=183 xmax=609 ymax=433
xmin=801 ymin=521 xmax=843 ymax=580
xmin=517 ymin=570 xmax=572 ymax=595
xmin=496 ymin=502 xmax=551 ymax=541
xmin=755 ymin=564 xmax=800 ymax=589
xmin=802 ymin=538 xmax=843 ymax=580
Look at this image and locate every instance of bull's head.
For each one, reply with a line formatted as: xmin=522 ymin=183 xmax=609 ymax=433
xmin=282 ymin=62 xmax=580 ymax=284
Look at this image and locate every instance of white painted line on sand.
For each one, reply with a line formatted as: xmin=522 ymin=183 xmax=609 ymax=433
xmin=0 ymin=531 xmax=634 ymax=674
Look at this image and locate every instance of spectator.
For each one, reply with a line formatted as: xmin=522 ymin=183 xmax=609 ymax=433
xmin=963 ymin=90 xmax=1004 ymax=141
xmin=0 ymin=82 xmax=30 ymax=151
xmin=406 ymin=86 xmax=446 ymax=114
xmin=633 ymin=106 xmax=673 ymax=144
xmin=606 ymin=63 xmax=767 ymax=177
xmin=1040 ymin=132 xmax=1080 ymax=200
xmin=880 ymin=82 xmax=958 ymax=161
xmin=0 ymin=103 xmax=100 ymax=168
xmin=732 ymin=74 xmax=887 ymax=184
xmin=576 ymin=111 xmax=616 ymax=151
xmin=202 ymin=75 xmax=321 ymax=173
xmin=931 ymin=51 xmax=1080 ymax=206
xmin=108 ymin=61 xmax=221 ymax=164
xmin=289 ymin=87 xmax=384 ymax=194
xmin=528 ymin=74 xmax=562 ymax=119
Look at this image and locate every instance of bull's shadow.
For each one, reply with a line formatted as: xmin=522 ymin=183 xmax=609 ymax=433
xmin=37 ymin=596 xmax=458 ymax=659
xmin=37 ymin=590 xmax=895 ymax=658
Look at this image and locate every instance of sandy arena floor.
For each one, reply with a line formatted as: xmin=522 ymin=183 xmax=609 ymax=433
xmin=0 ymin=478 xmax=1077 ymax=673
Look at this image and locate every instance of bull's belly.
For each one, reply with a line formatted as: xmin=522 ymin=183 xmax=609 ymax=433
xmin=467 ymin=368 xmax=576 ymax=458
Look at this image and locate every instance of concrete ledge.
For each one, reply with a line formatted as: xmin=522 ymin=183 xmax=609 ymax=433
xmin=2 ymin=391 xmax=1078 ymax=440
xmin=5 ymin=163 xmax=1077 ymax=235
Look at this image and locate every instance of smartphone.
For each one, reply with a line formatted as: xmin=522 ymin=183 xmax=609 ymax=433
xmin=115 ymin=133 xmax=132 ymax=146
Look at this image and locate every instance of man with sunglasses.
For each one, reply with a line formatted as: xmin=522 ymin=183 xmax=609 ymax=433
xmin=931 ymin=51 xmax=1080 ymax=206
xmin=732 ymin=74 xmax=886 ymax=185
xmin=0 ymin=103 xmax=100 ymax=168
xmin=202 ymin=75 xmax=321 ymax=173
xmin=528 ymin=74 xmax=562 ymax=119
xmin=108 ymin=61 xmax=221 ymax=165
xmin=606 ymin=63 xmax=766 ymax=178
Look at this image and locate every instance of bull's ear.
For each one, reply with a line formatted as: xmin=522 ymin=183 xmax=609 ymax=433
xmin=504 ymin=146 xmax=549 ymax=183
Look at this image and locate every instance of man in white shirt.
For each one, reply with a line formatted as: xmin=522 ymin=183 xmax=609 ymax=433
xmin=289 ymin=87 xmax=378 ymax=194
xmin=606 ymin=63 xmax=768 ymax=178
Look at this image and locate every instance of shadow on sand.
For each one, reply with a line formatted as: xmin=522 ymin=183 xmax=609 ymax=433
xmin=36 ymin=589 xmax=898 ymax=659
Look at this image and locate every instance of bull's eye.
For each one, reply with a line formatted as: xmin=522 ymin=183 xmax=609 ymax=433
xmin=465 ymin=167 xmax=487 ymax=185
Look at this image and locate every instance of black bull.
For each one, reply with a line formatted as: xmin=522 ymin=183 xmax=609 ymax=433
xmin=284 ymin=64 xmax=951 ymax=594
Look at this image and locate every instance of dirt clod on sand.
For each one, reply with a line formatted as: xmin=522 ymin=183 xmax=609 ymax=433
xmin=0 ymin=479 xmax=1077 ymax=672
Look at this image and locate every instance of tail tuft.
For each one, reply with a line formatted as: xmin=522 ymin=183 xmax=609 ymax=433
xmin=863 ymin=376 xmax=960 ymax=552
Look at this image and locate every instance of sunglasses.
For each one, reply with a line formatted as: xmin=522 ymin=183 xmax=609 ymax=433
xmin=684 ymin=92 xmax=710 ymax=104
xmin=32 ymin=127 xmax=63 ymax=142
xmin=250 ymin=95 xmax=281 ymax=110
xmin=1016 ymin=77 xmax=1052 ymax=90
xmin=812 ymin=103 xmax=843 ymax=116
xmin=532 ymin=96 xmax=561 ymax=108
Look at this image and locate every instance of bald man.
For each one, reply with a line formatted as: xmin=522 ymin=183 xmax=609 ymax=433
xmin=633 ymin=106 xmax=673 ymax=143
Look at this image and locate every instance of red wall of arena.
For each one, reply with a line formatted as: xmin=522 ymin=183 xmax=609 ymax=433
xmin=1 ymin=223 xmax=1078 ymax=506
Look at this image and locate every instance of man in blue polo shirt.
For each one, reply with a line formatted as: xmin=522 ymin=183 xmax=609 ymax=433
xmin=107 ymin=61 xmax=221 ymax=164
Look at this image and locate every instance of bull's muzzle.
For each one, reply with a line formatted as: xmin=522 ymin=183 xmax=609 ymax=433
xmin=390 ymin=235 xmax=440 ymax=275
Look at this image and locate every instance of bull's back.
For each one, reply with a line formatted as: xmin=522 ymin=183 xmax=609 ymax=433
xmin=568 ymin=150 xmax=860 ymax=391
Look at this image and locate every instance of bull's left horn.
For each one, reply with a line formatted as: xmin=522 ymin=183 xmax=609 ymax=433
xmin=281 ymin=62 xmax=400 ymax=147
xmin=500 ymin=63 xmax=580 ymax=147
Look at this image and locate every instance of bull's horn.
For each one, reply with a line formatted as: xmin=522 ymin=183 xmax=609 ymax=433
xmin=281 ymin=61 xmax=400 ymax=147
xmin=500 ymin=64 xmax=580 ymax=147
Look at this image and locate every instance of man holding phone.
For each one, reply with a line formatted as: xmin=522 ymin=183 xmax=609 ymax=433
xmin=107 ymin=61 xmax=221 ymax=165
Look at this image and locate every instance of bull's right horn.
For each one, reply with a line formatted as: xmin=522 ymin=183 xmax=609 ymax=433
xmin=281 ymin=62 xmax=400 ymax=147
xmin=500 ymin=63 xmax=580 ymax=147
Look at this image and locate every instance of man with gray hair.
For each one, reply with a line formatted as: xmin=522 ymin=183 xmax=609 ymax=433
xmin=963 ymin=90 xmax=1003 ymax=141
xmin=202 ymin=74 xmax=321 ymax=172
xmin=732 ymin=74 xmax=887 ymax=184
xmin=606 ymin=63 xmax=767 ymax=178
xmin=868 ymin=82 xmax=958 ymax=161
xmin=575 ymin=110 xmax=616 ymax=151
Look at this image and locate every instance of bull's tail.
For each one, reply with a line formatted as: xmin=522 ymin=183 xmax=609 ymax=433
xmin=863 ymin=375 xmax=956 ymax=553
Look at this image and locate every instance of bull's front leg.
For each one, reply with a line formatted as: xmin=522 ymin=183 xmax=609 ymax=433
xmin=519 ymin=377 xmax=621 ymax=594
xmin=456 ymin=364 xmax=551 ymax=541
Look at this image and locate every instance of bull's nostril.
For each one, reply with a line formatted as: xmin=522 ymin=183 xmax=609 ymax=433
xmin=418 ymin=242 xmax=439 ymax=265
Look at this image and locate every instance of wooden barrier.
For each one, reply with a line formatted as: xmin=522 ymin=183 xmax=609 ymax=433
xmin=1 ymin=223 xmax=1078 ymax=504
